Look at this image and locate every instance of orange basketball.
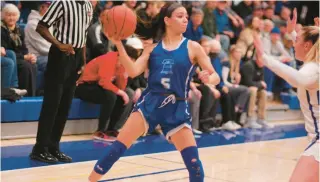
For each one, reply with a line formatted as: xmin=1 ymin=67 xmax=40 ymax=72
xmin=105 ymin=5 xmax=137 ymax=39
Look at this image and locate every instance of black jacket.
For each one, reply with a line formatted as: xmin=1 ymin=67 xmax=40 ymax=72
xmin=240 ymin=60 xmax=264 ymax=89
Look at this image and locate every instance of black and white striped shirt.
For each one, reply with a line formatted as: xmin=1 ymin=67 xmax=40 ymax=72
xmin=39 ymin=0 xmax=93 ymax=48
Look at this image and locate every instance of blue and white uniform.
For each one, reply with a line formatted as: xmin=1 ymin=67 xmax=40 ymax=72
xmin=262 ymin=52 xmax=319 ymax=161
xmin=133 ymin=37 xmax=198 ymax=140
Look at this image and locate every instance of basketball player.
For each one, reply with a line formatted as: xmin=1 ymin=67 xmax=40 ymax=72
xmin=254 ymin=9 xmax=319 ymax=182
xmin=88 ymin=3 xmax=220 ymax=182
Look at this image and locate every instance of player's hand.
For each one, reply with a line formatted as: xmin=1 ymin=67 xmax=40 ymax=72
xmin=58 ymin=43 xmax=75 ymax=55
xmin=133 ymin=88 xmax=142 ymax=103
xmin=118 ymin=90 xmax=129 ymax=105
xmin=105 ymin=32 xmax=122 ymax=46
xmin=198 ymin=70 xmax=210 ymax=84
xmin=287 ymin=8 xmax=297 ymax=34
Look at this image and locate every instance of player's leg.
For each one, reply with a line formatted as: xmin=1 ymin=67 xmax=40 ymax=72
xmin=290 ymin=141 xmax=319 ymax=182
xmin=170 ymin=127 xmax=204 ymax=182
xmin=88 ymin=111 xmax=147 ymax=182
xmin=289 ymin=156 xmax=319 ymax=182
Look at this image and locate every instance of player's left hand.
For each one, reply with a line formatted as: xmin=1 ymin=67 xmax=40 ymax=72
xmin=198 ymin=70 xmax=210 ymax=84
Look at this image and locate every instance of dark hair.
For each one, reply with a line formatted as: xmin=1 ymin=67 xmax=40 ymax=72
xmin=154 ymin=2 xmax=184 ymax=41
xmin=135 ymin=2 xmax=185 ymax=42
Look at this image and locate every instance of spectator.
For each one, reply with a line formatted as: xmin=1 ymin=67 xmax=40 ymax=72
xmin=201 ymin=1 xmax=218 ymax=38
xmin=240 ymin=54 xmax=272 ymax=128
xmin=1 ymin=47 xmax=17 ymax=88
xmin=1 ymin=3 xmax=37 ymax=96
xmin=135 ymin=1 xmax=161 ymax=41
xmin=274 ymin=6 xmax=291 ymax=28
xmin=244 ymin=5 xmax=264 ymax=25
xmin=189 ymin=81 xmax=202 ymax=134
xmin=225 ymin=1 xmax=245 ymax=29
xmin=213 ymin=1 xmax=233 ymax=52
xmin=233 ymin=0 xmax=253 ymax=19
xmin=262 ymin=19 xmax=275 ymax=38
xmin=183 ymin=8 xmax=203 ymax=42
xmin=86 ymin=7 xmax=110 ymax=61
xmin=1 ymin=47 xmax=27 ymax=95
xmin=222 ymin=45 xmax=250 ymax=124
xmin=190 ymin=37 xmax=219 ymax=132
xmin=24 ymin=1 xmax=52 ymax=94
xmin=122 ymin=0 xmax=137 ymax=10
xmin=89 ymin=0 xmax=101 ymax=25
xmin=236 ymin=17 xmax=261 ymax=58
xmin=75 ymin=44 xmax=140 ymax=141
xmin=263 ymin=6 xmax=276 ymax=20
xmin=207 ymin=39 xmax=242 ymax=131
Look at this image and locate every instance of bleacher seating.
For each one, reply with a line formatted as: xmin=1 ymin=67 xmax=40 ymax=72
xmin=280 ymin=93 xmax=300 ymax=110
xmin=1 ymin=97 xmax=100 ymax=122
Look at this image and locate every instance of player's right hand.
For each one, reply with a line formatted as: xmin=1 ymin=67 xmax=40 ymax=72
xmin=287 ymin=8 xmax=297 ymax=34
xmin=58 ymin=43 xmax=75 ymax=55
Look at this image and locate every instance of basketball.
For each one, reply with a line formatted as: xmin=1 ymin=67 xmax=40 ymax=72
xmin=105 ymin=5 xmax=137 ymax=39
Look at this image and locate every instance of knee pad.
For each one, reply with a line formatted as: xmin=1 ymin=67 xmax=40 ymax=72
xmin=181 ymin=146 xmax=204 ymax=182
xmin=94 ymin=140 xmax=127 ymax=175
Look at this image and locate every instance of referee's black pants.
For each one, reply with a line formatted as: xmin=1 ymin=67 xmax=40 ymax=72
xmin=34 ymin=45 xmax=83 ymax=151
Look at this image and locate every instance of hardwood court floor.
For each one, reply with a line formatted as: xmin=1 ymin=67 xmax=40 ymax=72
xmin=1 ymin=120 xmax=309 ymax=182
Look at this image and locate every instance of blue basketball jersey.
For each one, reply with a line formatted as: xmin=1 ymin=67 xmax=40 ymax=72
xmin=145 ymin=37 xmax=197 ymax=98
xmin=132 ymin=37 xmax=198 ymax=138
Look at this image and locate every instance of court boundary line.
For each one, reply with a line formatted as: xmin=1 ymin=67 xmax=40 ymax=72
xmin=1 ymin=136 xmax=307 ymax=173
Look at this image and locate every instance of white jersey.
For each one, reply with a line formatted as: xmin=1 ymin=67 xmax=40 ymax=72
xmin=296 ymin=62 xmax=319 ymax=138
xmin=262 ymin=54 xmax=319 ymax=138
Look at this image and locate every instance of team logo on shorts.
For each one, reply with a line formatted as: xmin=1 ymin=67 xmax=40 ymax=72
xmin=159 ymin=94 xmax=176 ymax=108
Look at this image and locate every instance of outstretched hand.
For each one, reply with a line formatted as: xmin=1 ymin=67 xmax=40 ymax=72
xmin=287 ymin=8 xmax=297 ymax=34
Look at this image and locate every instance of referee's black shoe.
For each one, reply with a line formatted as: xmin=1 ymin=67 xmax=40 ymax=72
xmin=30 ymin=148 xmax=58 ymax=164
xmin=48 ymin=149 xmax=72 ymax=163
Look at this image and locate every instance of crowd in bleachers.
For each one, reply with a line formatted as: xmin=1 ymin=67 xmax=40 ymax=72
xmin=1 ymin=0 xmax=319 ymax=141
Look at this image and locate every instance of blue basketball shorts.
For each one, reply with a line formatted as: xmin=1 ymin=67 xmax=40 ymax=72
xmin=132 ymin=92 xmax=192 ymax=140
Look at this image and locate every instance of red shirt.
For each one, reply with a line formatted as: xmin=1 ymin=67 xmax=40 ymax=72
xmin=78 ymin=52 xmax=128 ymax=94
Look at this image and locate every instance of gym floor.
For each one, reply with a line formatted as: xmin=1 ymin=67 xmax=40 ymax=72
xmin=1 ymin=120 xmax=309 ymax=182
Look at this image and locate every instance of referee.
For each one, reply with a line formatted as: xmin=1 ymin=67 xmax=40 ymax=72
xmin=30 ymin=0 xmax=93 ymax=163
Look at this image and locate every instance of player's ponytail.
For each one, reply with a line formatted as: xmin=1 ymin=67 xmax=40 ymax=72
xmin=302 ymin=26 xmax=320 ymax=63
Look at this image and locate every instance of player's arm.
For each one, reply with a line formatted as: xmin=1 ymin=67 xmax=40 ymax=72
xmin=190 ymin=41 xmax=220 ymax=86
xmin=262 ymin=54 xmax=318 ymax=89
xmin=254 ymin=34 xmax=318 ymax=89
xmin=115 ymin=42 xmax=154 ymax=78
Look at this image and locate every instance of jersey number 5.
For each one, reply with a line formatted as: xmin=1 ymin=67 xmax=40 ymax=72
xmin=161 ymin=78 xmax=171 ymax=89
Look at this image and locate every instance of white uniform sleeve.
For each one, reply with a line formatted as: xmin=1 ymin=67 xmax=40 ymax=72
xmin=262 ymin=53 xmax=319 ymax=89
